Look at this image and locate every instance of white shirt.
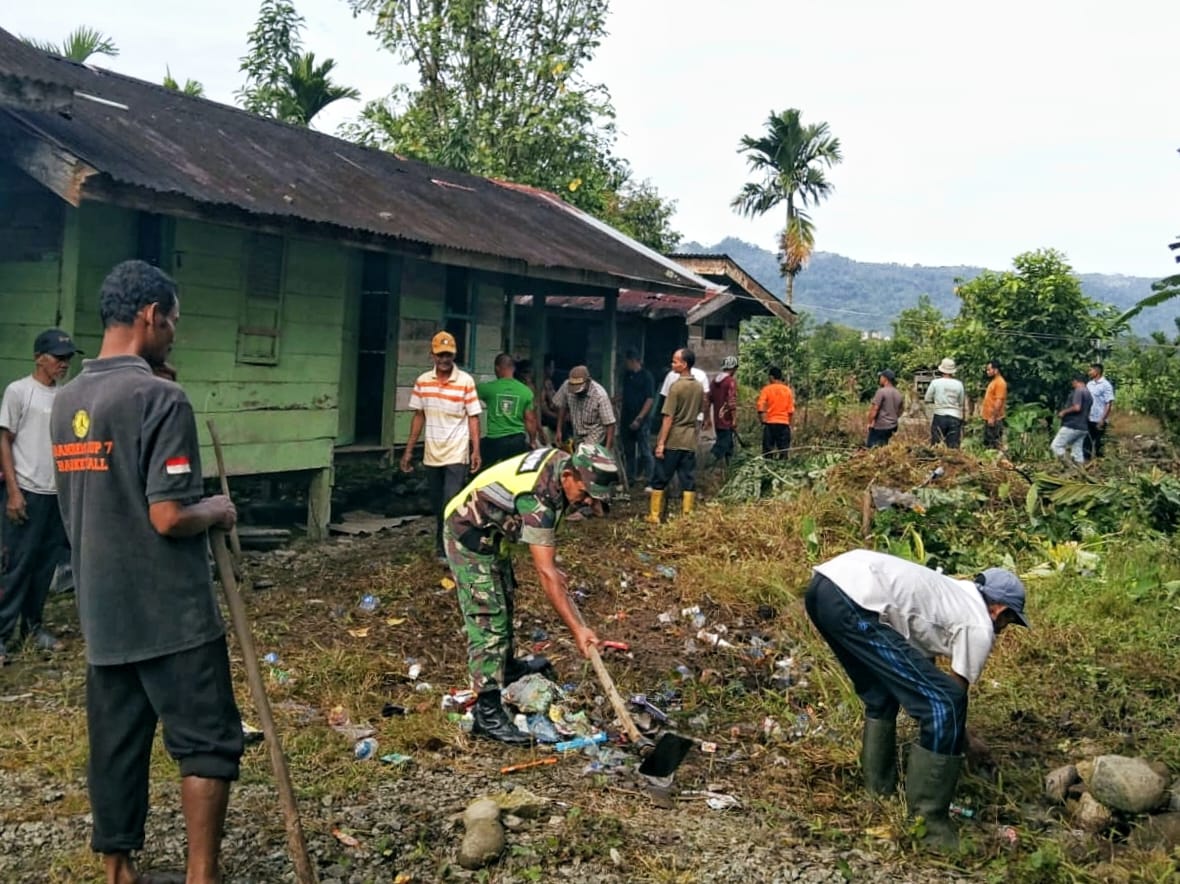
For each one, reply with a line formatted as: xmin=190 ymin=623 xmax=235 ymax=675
xmin=0 ymin=375 xmax=59 ymax=494
xmin=660 ymin=367 xmax=709 ymax=423
xmin=1086 ymin=376 xmax=1114 ymax=423
xmin=814 ymin=549 xmax=995 ymax=684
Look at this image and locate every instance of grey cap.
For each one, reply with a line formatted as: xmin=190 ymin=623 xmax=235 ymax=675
xmin=721 ymin=355 xmax=739 ymax=371
xmin=976 ymin=568 xmax=1029 ymax=628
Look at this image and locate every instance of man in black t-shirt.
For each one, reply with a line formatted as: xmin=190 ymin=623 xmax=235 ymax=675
xmin=51 ymin=260 xmax=240 ymax=884
xmin=618 ymin=348 xmax=655 ymax=484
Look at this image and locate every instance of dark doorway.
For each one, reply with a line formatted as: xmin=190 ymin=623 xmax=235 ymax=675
xmin=644 ymin=318 xmax=687 ymax=379
xmin=355 ymin=252 xmax=390 ymax=443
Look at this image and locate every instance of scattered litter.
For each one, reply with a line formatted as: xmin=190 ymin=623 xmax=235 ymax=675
xmin=657 ymin=611 xmax=675 ymax=625
xmin=440 ymin=576 xmax=456 ymax=590
xmin=636 ymin=552 xmax=652 ymax=563
xmin=386 ymin=617 xmax=407 ymax=626
xmin=697 ymin=629 xmax=735 ymax=649
xmin=262 ymin=652 xmax=280 ymax=665
xmin=530 ymin=628 xmax=549 ymax=642
xmin=675 ymin=664 xmax=694 ymax=681
xmin=700 ymin=741 xmax=718 ymax=754
xmin=328 ymin=706 xmax=375 ymax=741
xmin=358 ymin=594 xmax=379 ymax=613
xmin=655 ymin=564 xmax=677 ymax=580
xmin=503 ymin=674 xmax=562 ymax=714
xmin=407 ymin=662 xmax=422 ymax=680
xmin=241 ymin=723 xmax=264 ymax=745
xmin=630 ymin=694 xmax=669 ymax=724
xmin=267 ymin=666 xmax=292 ymax=685
xmin=681 ymin=605 xmax=701 ymax=618
xmin=413 ymin=681 xmax=433 ymax=693
xmin=706 ymin=794 xmax=740 ymax=811
xmin=949 ymin=802 xmax=976 ymax=819
xmin=501 ymin=757 xmax=558 ymax=774
xmin=522 ymin=713 xmax=562 ymax=743
xmin=998 ymin=825 xmax=1019 ymax=846
xmin=347 ymin=627 xmax=370 ymax=638
xmin=601 ymin=640 xmax=630 ymax=652
xmin=354 ymin=737 xmax=379 ymax=761
xmin=555 ymin=732 xmax=607 ymax=752
xmin=394 ymin=872 xmax=413 ymax=883
xmin=610 ymin=847 xmax=622 ymax=866
xmin=379 ymin=753 xmax=413 ymax=766
xmin=441 ymin=689 xmax=477 ymax=712
xmin=688 ymin=713 xmax=710 ymax=731
xmin=381 ymin=703 xmax=409 ymax=718
xmin=331 ymin=828 xmax=361 ymax=848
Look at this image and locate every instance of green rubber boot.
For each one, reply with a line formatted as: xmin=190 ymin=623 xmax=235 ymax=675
xmin=860 ymin=717 xmax=898 ymax=797
xmin=905 ymin=744 xmax=963 ymax=851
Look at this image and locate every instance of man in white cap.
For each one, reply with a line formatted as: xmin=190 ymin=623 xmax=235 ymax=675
xmin=804 ymin=550 xmax=1029 ymax=850
xmin=924 ymin=358 xmax=966 ymax=448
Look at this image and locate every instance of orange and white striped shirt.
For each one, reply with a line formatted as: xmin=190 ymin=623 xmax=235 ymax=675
xmin=408 ymin=367 xmax=482 ymax=466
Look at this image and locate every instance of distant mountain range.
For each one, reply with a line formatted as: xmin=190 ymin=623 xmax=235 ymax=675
xmin=683 ymin=237 xmax=1176 ymax=337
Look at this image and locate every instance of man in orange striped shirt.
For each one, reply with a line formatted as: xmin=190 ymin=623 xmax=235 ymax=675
xmin=400 ymin=331 xmax=482 ymax=563
xmin=757 ymin=366 xmax=795 ymax=459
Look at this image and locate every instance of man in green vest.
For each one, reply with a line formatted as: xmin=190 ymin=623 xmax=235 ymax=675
xmin=477 ymin=353 xmax=539 ymax=468
xmin=443 ymin=443 xmax=619 ymax=744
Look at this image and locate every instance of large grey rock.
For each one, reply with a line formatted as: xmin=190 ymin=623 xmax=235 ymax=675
xmin=1044 ymin=764 xmax=1079 ymax=804
xmin=1072 ymin=792 xmax=1113 ymax=832
xmin=1089 ymin=755 xmax=1169 ymax=813
xmin=458 ymin=819 xmax=505 ymax=869
xmin=463 ymin=798 xmax=501 ymax=826
xmin=1129 ymin=812 xmax=1180 ymax=852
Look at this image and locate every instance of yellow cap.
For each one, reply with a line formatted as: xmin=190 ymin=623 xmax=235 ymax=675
xmin=432 ymin=331 xmax=457 ymax=354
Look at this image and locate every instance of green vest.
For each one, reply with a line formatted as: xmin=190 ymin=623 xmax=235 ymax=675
xmin=444 ymin=447 xmax=561 ymax=520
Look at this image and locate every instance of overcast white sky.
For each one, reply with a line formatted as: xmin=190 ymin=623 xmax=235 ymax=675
xmin=5 ymin=0 xmax=1178 ymax=277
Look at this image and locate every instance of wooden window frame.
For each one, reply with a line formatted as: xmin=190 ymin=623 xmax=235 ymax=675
xmin=236 ymin=232 xmax=286 ymax=366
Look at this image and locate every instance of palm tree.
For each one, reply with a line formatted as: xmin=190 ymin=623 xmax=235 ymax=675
xmin=273 ymin=52 xmax=360 ymax=126
xmin=20 ymin=26 xmax=119 ymax=63
xmin=163 ymin=68 xmax=206 ymax=97
xmin=731 ymin=109 xmax=842 ymax=306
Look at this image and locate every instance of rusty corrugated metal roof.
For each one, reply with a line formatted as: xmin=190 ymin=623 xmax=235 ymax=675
xmin=0 ymin=27 xmax=707 ymax=295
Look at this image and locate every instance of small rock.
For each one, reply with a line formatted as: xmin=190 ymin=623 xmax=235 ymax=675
xmin=501 ymin=814 xmax=525 ymax=831
xmin=1170 ymin=777 xmax=1180 ymax=813
xmin=1129 ymin=812 xmax=1180 ymax=852
xmin=1044 ymin=764 xmax=1079 ymax=804
xmin=457 ymin=818 xmax=504 ymax=870
xmin=1090 ymin=755 xmax=1169 ymax=813
xmin=1073 ymin=792 xmax=1113 ymax=832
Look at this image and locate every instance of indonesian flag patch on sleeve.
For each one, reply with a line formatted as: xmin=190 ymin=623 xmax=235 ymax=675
xmin=165 ymin=456 xmax=192 ymax=476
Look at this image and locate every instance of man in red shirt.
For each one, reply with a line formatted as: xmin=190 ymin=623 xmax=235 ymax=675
xmin=708 ymin=356 xmax=739 ymax=468
xmin=756 ymin=366 xmax=795 ymax=459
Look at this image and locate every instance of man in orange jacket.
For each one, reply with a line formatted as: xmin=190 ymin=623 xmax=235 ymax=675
xmin=981 ymin=361 xmax=1007 ymax=450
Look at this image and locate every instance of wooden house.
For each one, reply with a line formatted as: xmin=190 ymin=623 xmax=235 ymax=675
xmin=0 ymin=29 xmax=709 ymax=536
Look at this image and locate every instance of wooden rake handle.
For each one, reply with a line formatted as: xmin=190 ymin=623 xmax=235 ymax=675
xmin=206 ymin=421 xmax=316 ymax=883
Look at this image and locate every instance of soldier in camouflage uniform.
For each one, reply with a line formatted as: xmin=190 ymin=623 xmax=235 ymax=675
xmin=443 ymin=443 xmax=619 ymax=744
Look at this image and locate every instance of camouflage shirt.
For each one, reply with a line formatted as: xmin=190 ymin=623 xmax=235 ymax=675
xmin=444 ymin=448 xmax=571 ymax=554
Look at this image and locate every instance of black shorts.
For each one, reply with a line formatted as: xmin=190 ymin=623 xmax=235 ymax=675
xmin=87 ymin=636 xmax=243 ymax=853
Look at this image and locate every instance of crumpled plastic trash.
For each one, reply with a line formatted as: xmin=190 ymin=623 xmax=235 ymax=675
xmin=524 ymin=713 xmax=561 ymax=743
xmin=503 ymin=673 xmax=562 ymax=714
xmin=871 ymin=486 xmax=925 ymax=513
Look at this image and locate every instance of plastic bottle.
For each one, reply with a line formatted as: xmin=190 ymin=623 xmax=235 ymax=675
xmin=263 ymin=652 xmax=280 ymax=665
xmin=948 ymin=802 xmax=975 ymax=819
xmin=354 ymin=737 xmax=378 ymax=761
xmin=358 ymin=594 xmax=379 ymax=613
xmin=555 ymin=732 xmax=608 ymax=752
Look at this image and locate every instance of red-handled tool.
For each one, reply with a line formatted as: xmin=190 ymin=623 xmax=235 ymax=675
xmin=601 ymin=640 xmax=630 ymax=652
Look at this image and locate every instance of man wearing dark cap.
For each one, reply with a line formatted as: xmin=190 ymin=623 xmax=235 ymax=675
xmin=804 ymin=550 xmax=1029 ymax=850
xmin=865 ymin=370 xmax=903 ymax=448
xmin=553 ymin=365 xmax=615 ymax=449
xmin=0 ymin=328 xmax=80 ymax=664
xmin=443 ymin=443 xmax=619 ymax=744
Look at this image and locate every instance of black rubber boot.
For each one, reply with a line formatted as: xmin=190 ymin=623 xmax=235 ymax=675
xmin=861 ymin=717 xmax=898 ymax=797
xmin=905 ymin=744 xmax=963 ymax=851
xmin=471 ymin=689 xmax=532 ymax=745
xmin=504 ymin=655 xmax=556 ymax=685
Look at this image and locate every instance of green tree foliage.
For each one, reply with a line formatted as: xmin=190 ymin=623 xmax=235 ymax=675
xmin=163 ymin=68 xmax=205 ymax=97
xmin=946 ymin=249 xmax=1115 ymax=409
xmin=731 ymin=109 xmax=842 ymax=306
xmin=21 ymin=26 xmax=118 ymax=62
xmin=344 ymin=0 xmax=679 ymax=252
xmin=237 ymin=0 xmax=359 ymax=126
xmin=888 ymin=295 xmax=948 ymax=379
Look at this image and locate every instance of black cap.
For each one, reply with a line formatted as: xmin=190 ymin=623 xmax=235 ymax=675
xmin=34 ymin=328 xmax=81 ymax=358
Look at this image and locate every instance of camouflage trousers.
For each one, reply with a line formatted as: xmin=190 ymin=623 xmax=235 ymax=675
xmin=442 ymin=526 xmax=517 ymax=693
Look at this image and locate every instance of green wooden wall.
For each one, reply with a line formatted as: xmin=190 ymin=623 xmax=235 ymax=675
xmin=0 ymin=162 xmax=66 ymax=384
